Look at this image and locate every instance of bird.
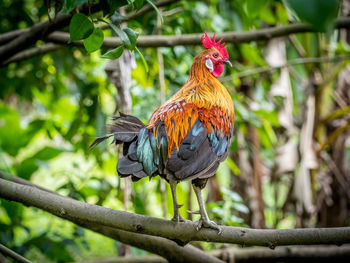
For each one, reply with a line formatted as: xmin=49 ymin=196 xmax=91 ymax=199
xmin=91 ymin=32 xmax=234 ymax=232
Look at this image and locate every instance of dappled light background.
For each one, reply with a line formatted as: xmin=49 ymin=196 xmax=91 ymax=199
xmin=0 ymin=0 xmax=349 ymax=262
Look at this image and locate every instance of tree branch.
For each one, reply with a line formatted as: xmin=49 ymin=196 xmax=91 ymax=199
xmin=77 ymin=222 xmax=223 ymax=263
xmin=123 ymin=0 xmax=178 ymax=22
xmin=1 ymin=178 xmax=350 ymax=247
xmin=0 ymin=3 xmax=102 ymax=62
xmin=3 ymin=17 xmax=350 ymax=66
xmin=46 ymin=17 xmax=350 ymax=48
xmin=0 ymin=172 xmax=223 ymax=263
xmin=77 ymin=245 xmax=350 ymax=263
xmin=0 ymin=243 xmax=32 ymax=263
xmin=1 ymin=44 xmax=62 ymax=66
xmin=0 ymin=0 xmax=178 ymax=46
xmin=0 ymin=29 xmax=28 ymax=46
xmin=220 ymin=55 xmax=350 ymax=81
xmin=212 ymin=245 xmax=350 ymax=262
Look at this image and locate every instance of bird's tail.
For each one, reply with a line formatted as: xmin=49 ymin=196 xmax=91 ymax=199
xmin=90 ymin=113 xmax=148 ymax=181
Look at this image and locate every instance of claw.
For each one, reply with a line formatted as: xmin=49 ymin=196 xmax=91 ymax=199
xmin=177 ymin=203 xmax=184 ymax=209
xmin=195 ymin=219 xmax=222 ymax=234
xmin=171 ymin=215 xmax=191 ymax=223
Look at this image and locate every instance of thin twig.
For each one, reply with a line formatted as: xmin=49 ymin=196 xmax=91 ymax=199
xmin=0 ymin=243 xmax=32 ymax=263
xmin=220 ymin=55 xmax=350 ymax=82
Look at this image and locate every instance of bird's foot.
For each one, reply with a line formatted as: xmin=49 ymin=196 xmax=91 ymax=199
xmin=195 ymin=218 xmax=222 ymax=234
xmin=171 ymin=214 xmax=190 ymax=223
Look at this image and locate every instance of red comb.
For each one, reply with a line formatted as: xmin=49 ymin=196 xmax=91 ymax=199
xmin=201 ymin=32 xmax=228 ymax=60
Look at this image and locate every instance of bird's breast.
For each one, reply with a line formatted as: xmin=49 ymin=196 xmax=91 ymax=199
xmin=147 ymin=101 xmax=233 ymax=155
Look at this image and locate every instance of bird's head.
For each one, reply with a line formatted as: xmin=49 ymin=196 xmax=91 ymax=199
xmin=201 ymin=32 xmax=231 ymax=77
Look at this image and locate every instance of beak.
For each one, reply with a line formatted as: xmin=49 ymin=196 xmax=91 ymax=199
xmin=223 ymin=59 xmax=232 ymax=67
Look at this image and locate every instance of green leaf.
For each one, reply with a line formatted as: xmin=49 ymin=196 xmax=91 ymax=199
xmin=107 ymin=0 xmax=127 ymax=14
xmin=25 ymin=235 xmax=74 ymax=262
xmin=69 ymin=13 xmax=94 ymax=41
xmin=127 ymin=0 xmax=134 ymax=9
xmin=135 ymin=47 xmax=149 ymax=72
xmin=232 ymin=203 xmax=249 ymax=214
xmin=225 ymin=157 xmax=240 ymax=175
xmin=245 ymin=0 xmax=268 ymax=18
xmin=123 ymin=28 xmax=137 ymax=50
xmin=63 ymin=0 xmax=88 ymax=13
xmin=15 ymin=158 xmax=38 ymax=180
xmin=1 ymin=200 xmax=23 ymax=225
xmin=221 ymin=188 xmax=243 ymax=202
xmin=283 ymin=0 xmax=340 ymax=31
xmin=134 ymin=0 xmax=144 ymax=10
xmin=145 ymin=0 xmax=163 ymax=23
xmin=32 ymin=146 xmax=65 ymax=160
xmin=101 ymin=45 xmax=125 ymax=59
xmin=108 ymin=23 xmax=132 ymax=49
xmin=83 ymin=28 xmax=104 ymax=53
xmin=0 ymin=104 xmax=26 ymax=156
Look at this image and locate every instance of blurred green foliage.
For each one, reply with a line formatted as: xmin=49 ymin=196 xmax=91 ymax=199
xmin=0 ymin=0 xmax=349 ymax=262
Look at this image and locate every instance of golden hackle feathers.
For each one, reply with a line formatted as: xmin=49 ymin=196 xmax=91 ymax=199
xmin=147 ymin=49 xmax=235 ymax=155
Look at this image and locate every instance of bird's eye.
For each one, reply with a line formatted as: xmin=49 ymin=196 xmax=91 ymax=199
xmin=213 ymin=53 xmax=219 ymax=58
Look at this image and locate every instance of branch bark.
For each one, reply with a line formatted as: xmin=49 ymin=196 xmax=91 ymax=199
xmin=45 ymin=17 xmax=350 ymax=48
xmin=220 ymin=55 xmax=350 ymax=81
xmin=3 ymin=18 xmax=350 ymax=66
xmin=1 ymin=178 xmax=350 ymax=247
xmin=1 ymin=44 xmax=62 ymax=66
xmin=0 ymin=243 xmax=32 ymax=263
xmin=0 ymin=0 xmax=178 ymax=46
xmin=77 ymin=245 xmax=350 ymax=263
xmin=213 ymin=245 xmax=350 ymax=262
xmin=0 ymin=0 xmax=178 ymax=60
xmin=0 ymin=3 xmax=102 ymax=62
xmin=0 ymin=173 xmax=222 ymax=263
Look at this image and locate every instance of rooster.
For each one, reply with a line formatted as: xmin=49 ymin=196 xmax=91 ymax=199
xmin=92 ymin=33 xmax=234 ymax=231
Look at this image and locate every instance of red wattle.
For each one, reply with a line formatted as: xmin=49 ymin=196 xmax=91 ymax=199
xmin=211 ymin=63 xmax=224 ymax=77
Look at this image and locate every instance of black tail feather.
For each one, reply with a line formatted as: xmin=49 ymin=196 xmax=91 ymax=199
xmin=90 ymin=113 xmax=147 ymax=181
xmin=89 ymin=113 xmax=145 ymax=148
xmin=89 ymin=135 xmax=113 ymax=149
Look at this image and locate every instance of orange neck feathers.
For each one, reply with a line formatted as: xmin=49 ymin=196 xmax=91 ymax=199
xmin=169 ymin=49 xmax=234 ymax=120
xmin=147 ymin=49 xmax=235 ymax=154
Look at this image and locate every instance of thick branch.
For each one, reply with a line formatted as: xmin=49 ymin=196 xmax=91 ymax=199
xmin=0 ymin=0 xmax=178 ymax=46
xmin=46 ymin=17 xmax=350 ymax=48
xmin=0 ymin=3 xmax=101 ymax=62
xmin=212 ymin=245 xmax=350 ymax=262
xmin=3 ymin=17 xmax=350 ymax=66
xmin=1 ymin=178 xmax=350 ymax=247
xmin=77 ymin=222 xmax=223 ymax=263
xmin=0 ymin=29 xmax=28 ymax=45
xmin=0 ymin=173 xmax=222 ymax=263
xmin=77 ymin=245 xmax=350 ymax=263
xmin=1 ymin=44 xmax=62 ymax=66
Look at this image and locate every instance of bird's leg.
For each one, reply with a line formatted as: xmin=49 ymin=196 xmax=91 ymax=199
xmin=169 ymin=179 xmax=186 ymax=222
xmin=193 ymin=184 xmax=222 ymax=234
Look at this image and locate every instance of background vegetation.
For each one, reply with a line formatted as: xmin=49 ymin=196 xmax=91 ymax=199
xmin=0 ymin=0 xmax=349 ymax=262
